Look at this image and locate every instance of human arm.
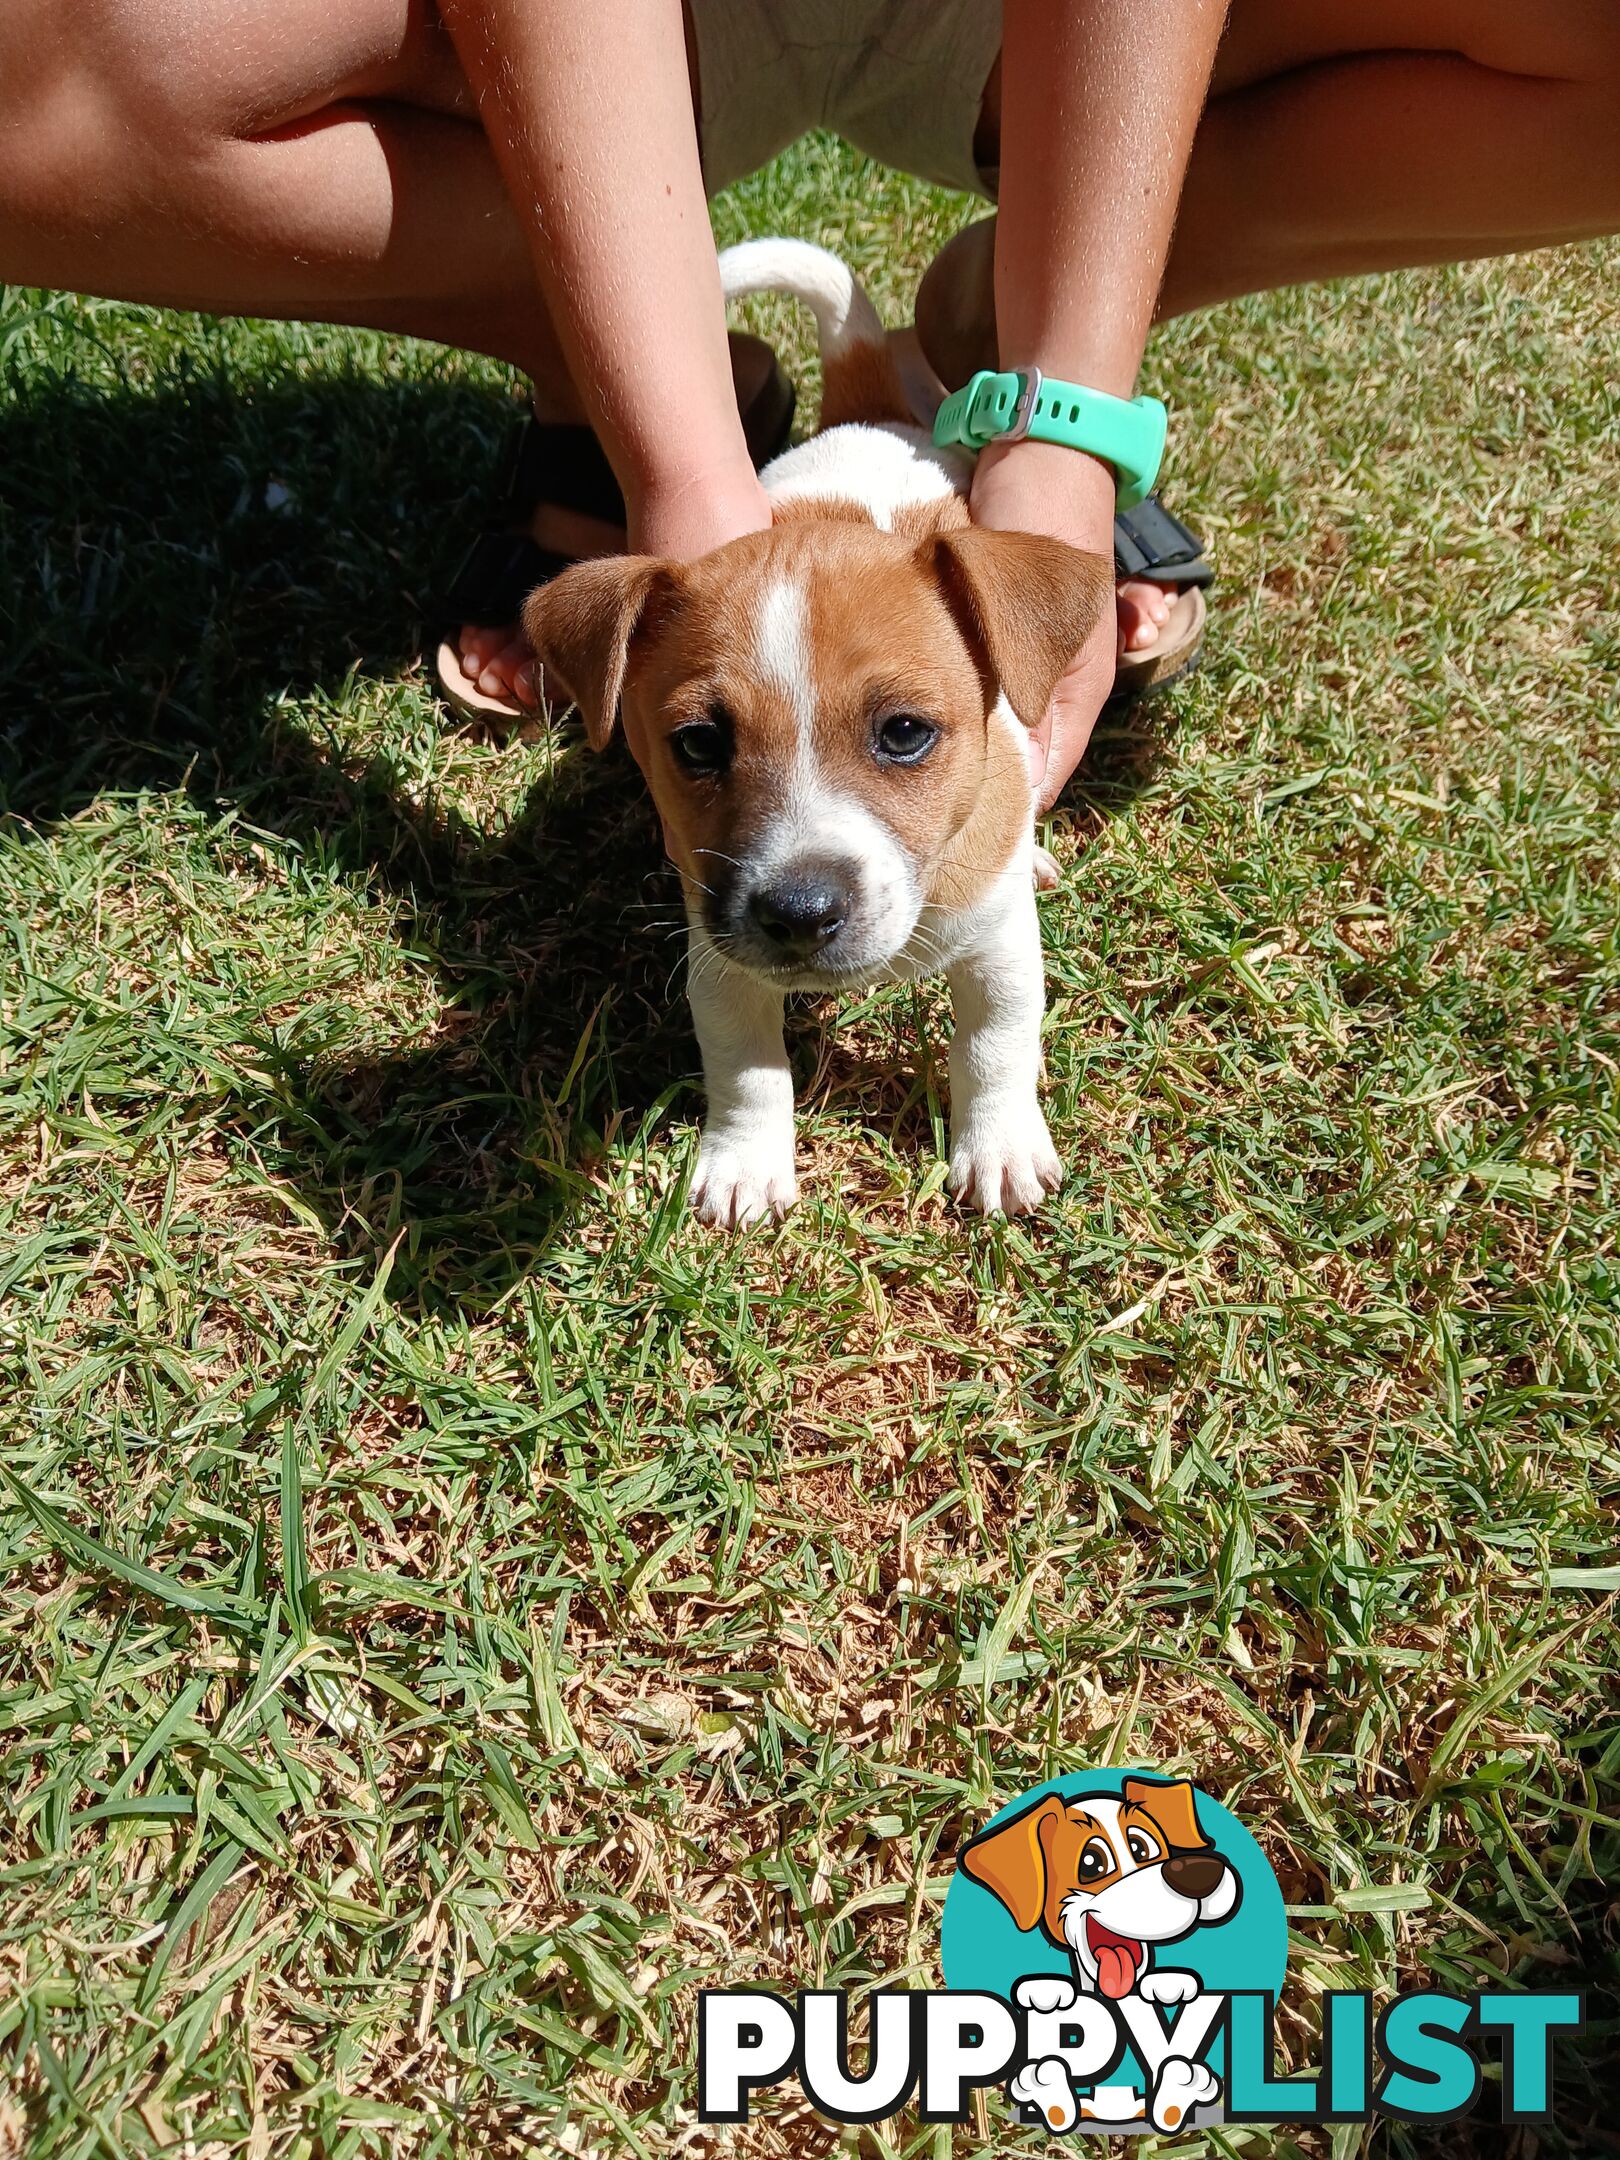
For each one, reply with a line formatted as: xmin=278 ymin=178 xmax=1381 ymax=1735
xmin=970 ymin=0 xmax=1229 ymax=808
xmin=437 ymin=0 xmax=767 ymax=560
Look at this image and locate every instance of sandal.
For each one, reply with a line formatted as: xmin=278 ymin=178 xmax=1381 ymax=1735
xmin=434 ymin=348 xmax=797 ymax=722
xmin=1109 ymin=494 xmax=1213 ymax=706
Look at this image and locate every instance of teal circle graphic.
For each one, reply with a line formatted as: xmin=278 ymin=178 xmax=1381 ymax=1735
xmin=941 ymin=1769 xmax=1287 ymax=2090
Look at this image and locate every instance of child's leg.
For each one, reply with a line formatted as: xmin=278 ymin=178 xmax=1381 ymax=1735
xmin=1169 ymin=0 xmax=1620 ymax=313
xmin=0 ymin=0 xmax=565 ymax=381
xmin=921 ymin=0 xmax=1620 ymax=361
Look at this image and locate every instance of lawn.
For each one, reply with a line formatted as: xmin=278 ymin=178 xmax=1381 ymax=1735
xmin=2 ymin=132 xmax=1618 ymax=2158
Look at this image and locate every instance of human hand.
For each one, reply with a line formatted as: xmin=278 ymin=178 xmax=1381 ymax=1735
xmin=970 ymin=438 xmax=1171 ymax=811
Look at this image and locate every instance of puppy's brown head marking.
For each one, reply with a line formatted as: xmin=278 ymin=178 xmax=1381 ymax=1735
xmin=524 ymin=510 xmax=1108 ymax=988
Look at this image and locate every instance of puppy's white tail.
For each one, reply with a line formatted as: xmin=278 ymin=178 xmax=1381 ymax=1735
xmin=719 ymin=237 xmax=911 ymax=429
xmin=720 ymin=238 xmax=884 ymax=357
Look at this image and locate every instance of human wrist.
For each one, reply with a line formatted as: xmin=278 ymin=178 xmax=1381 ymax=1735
xmin=935 ymin=361 xmax=1164 ymax=513
xmin=970 ymin=436 xmax=1118 ymax=550
xmin=995 ymin=329 xmax=1144 ymax=405
xmin=627 ymin=450 xmax=770 ymax=561
xmin=618 ymin=411 xmax=750 ymax=509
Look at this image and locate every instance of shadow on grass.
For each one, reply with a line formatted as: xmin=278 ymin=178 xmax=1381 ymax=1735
xmin=0 ymin=365 xmax=697 ymax=1303
xmin=0 ymin=361 xmax=1171 ymax=1309
xmin=1059 ymin=705 xmax=1179 ymax=833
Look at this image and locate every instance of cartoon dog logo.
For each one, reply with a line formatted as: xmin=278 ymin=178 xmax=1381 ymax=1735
xmin=960 ymin=1775 xmax=1241 ymax=2133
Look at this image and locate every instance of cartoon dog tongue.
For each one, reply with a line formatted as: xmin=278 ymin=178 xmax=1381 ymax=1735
xmin=1087 ymin=1918 xmax=1145 ymax=1999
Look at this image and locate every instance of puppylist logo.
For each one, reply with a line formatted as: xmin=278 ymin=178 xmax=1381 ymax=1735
xmin=699 ymin=1769 xmax=1585 ymax=2135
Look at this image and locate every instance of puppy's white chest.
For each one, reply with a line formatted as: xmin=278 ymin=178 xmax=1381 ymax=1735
xmin=886 ymin=837 xmax=1036 ymax=984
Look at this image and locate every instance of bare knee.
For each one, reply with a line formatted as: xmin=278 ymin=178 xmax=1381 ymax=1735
xmin=1465 ymin=3 xmax=1620 ymax=85
xmin=1218 ymin=0 xmax=1620 ymax=95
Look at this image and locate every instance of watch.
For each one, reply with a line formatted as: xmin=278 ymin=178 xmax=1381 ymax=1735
xmin=932 ymin=366 xmax=1167 ymax=512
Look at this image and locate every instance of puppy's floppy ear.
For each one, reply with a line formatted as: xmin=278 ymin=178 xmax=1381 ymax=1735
xmin=521 ymin=556 xmax=677 ymax=749
xmin=960 ymin=1793 xmax=1065 ymax=1933
xmin=1123 ymin=1776 xmax=1210 ymax=1852
xmin=928 ymin=528 xmax=1112 ymax=728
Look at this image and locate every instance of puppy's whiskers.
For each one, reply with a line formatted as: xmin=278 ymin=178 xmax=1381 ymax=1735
xmin=682 ymin=930 xmax=739 ymax=1000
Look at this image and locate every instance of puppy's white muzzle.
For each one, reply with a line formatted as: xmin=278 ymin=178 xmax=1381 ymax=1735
xmin=714 ymin=796 xmax=920 ymax=987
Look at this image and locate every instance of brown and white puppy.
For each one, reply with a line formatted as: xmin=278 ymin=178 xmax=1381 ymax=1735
xmin=525 ymin=240 xmax=1109 ymax=1228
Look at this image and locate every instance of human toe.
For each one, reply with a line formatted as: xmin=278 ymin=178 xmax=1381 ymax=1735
xmin=458 ymin=624 xmax=506 ymax=677
xmin=474 ymin=634 xmax=538 ymax=706
xmin=1118 ymin=578 xmax=1175 ymax=652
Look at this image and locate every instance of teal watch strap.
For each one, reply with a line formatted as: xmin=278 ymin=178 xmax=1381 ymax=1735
xmin=932 ymin=367 xmax=1167 ymax=513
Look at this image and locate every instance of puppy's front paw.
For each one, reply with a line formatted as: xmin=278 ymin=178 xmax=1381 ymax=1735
xmin=1013 ymin=1975 xmax=1078 ymax=2015
xmin=948 ymin=1101 xmax=1063 ymax=1217
xmin=689 ymin=1129 xmax=797 ymax=1230
xmin=1010 ymin=2057 xmax=1078 ymax=2133
xmin=1032 ymin=843 xmax=1061 ymax=892
xmin=1138 ymin=1969 xmax=1200 ymax=2008
xmin=1150 ymin=2057 xmax=1220 ymax=2134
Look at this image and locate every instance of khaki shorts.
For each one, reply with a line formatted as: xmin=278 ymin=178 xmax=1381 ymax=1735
xmin=690 ymin=0 xmax=1002 ymax=198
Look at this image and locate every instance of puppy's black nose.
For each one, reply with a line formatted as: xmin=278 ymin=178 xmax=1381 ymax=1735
xmin=1163 ymin=1852 xmax=1227 ymax=1901
xmin=748 ymin=873 xmax=850 ymax=953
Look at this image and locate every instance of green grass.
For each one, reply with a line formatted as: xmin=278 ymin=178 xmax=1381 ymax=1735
xmin=3 ymin=132 xmax=1619 ymax=2157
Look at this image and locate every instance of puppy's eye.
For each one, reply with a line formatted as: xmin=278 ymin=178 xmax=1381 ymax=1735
xmin=874 ymin=712 xmax=938 ymax=765
xmin=670 ymin=717 xmax=729 ymax=776
xmin=1077 ymin=1838 xmax=1113 ymax=1882
xmin=1126 ymin=1830 xmax=1161 ymax=1865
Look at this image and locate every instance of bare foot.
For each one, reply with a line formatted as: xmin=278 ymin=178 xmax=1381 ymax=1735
xmin=454 ymin=625 xmax=541 ymax=710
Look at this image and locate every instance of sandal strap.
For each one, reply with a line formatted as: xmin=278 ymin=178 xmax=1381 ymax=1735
xmin=742 ymin=357 xmax=797 ymax=465
xmin=495 ymin=421 xmax=625 ymax=526
xmin=442 ymin=530 xmax=576 ymax=630
xmin=1114 ymin=495 xmax=1213 ymax=588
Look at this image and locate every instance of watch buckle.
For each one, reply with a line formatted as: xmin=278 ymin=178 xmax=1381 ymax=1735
xmin=1000 ymin=366 xmax=1045 ymax=445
